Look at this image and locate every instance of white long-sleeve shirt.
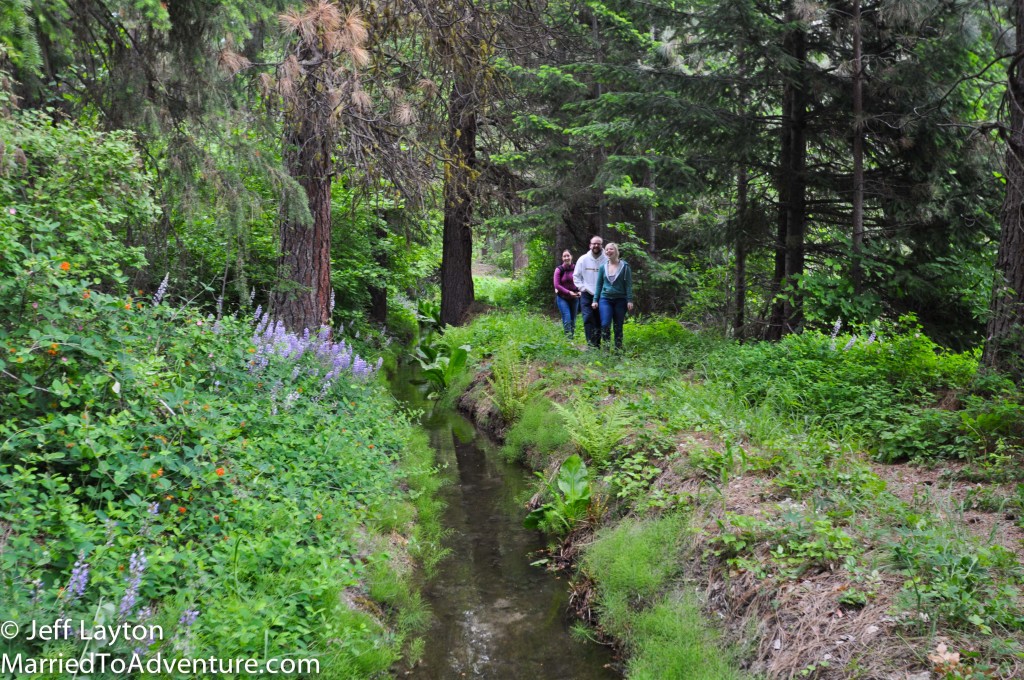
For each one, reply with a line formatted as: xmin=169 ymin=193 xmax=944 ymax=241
xmin=573 ymin=250 xmax=608 ymax=295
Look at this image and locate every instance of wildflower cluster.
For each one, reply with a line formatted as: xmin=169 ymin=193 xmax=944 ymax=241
xmin=249 ymin=310 xmax=382 ymax=392
xmin=118 ymin=550 xmax=147 ymax=621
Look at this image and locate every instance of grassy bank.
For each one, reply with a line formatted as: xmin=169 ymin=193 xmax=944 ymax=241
xmin=440 ymin=307 xmax=1024 ymax=679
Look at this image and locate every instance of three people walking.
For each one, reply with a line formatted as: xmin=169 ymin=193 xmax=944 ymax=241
xmin=554 ymin=236 xmax=634 ymax=350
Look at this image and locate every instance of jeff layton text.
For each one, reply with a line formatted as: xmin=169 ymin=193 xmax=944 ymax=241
xmin=25 ymin=619 xmax=163 ymax=643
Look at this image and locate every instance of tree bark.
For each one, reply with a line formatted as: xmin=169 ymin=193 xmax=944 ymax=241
xmin=272 ymin=115 xmax=333 ymax=333
xmin=369 ymin=215 xmax=390 ymax=324
xmin=440 ymin=83 xmax=477 ymax=326
xmin=734 ymin=168 xmax=748 ymax=340
xmin=512 ymin=240 xmax=528 ymax=273
xmin=768 ymin=7 xmax=808 ymax=340
xmin=983 ymin=1 xmax=1024 ymax=376
xmin=851 ymin=0 xmax=865 ymax=294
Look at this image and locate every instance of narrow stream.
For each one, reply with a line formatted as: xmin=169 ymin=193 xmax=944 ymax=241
xmin=391 ymin=366 xmax=618 ymax=679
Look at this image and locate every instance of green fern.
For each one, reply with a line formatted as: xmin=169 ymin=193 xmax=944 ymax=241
xmin=553 ymin=397 xmax=632 ymax=466
xmin=487 ymin=344 xmax=532 ymax=423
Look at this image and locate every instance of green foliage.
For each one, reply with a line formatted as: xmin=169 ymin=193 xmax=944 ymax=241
xmin=893 ymin=523 xmax=1024 ymax=633
xmin=487 ymin=343 xmax=532 ymax=423
xmin=523 ymin=454 xmax=593 ymax=535
xmin=501 ymin=396 xmax=570 ymax=464
xmin=583 ymin=515 xmax=743 ymax=679
xmin=0 ymin=110 xmax=437 ymax=676
xmin=552 ymin=397 xmax=632 ymax=467
xmin=443 ymin=310 xmax=568 ymax=361
xmin=414 ymin=338 xmax=470 ymax=394
xmin=473 ymin=275 xmax=516 ymax=307
xmin=583 ymin=515 xmax=685 ymax=605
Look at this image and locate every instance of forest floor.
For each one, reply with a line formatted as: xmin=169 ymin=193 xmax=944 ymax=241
xmin=437 ymin=308 xmax=1024 ymax=680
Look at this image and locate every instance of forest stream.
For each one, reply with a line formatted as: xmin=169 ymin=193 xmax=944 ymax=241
xmin=390 ymin=365 xmax=618 ymax=679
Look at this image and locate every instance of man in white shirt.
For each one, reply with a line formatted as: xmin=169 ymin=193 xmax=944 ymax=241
xmin=573 ymin=235 xmax=609 ymax=348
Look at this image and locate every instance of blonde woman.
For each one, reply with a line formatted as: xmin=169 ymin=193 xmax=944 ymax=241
xmin=591 ymin=242 xmax=634 ymax=350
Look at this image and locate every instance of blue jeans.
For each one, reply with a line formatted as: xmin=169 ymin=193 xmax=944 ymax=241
xmin=599 ymin=297 xmax=629 ymax=349
xmin=555 ymin=295 xmax=579 ymax=338
xmin=580 ymin=291 xmax=601 ymax=347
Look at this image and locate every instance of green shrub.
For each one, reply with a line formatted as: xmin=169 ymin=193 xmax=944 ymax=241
xmin=502 ymin=396 xmax=571 ymax=464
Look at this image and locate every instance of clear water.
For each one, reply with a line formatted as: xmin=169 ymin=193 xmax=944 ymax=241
xmin=391 ymin=369 xmax=618 ymax=679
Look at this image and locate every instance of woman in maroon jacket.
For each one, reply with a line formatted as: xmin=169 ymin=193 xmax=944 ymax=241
xmin=553 ymin=249 xmax=581 ymax=339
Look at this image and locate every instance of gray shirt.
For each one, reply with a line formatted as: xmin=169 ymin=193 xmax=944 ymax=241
xmin=573 ymin=250 xmax=609 ymax=295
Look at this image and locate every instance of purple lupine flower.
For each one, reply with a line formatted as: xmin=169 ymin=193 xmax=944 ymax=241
xmin=153 ymin=274 xmax=169 ymax=306
xmin=829 ymin=318 xmax=842 ymax=350
xmin=119 ymin=550 xmax=147 ymax=621
xmin=29 ymin=578 xmax=44 ymax=606
xmin=843 ymin=335 xmax=857 ymax=351
xmin=148 ymin=502 xmax=159 ymax=515
xmin=68 ymin=552 xmax=90 ymax=599
xmin=867 ymin=331 xmax=877 ymax=345
xmin=133 ymin=606 xmax=157 ymax=656
xmin=253 ymin=305 xmax=263 ymax=323
xmin=178 ymin=609 xmax=199 ymax=627
xmin=104 ymin=519 xmax=118 ymax=547
xmin=249 ymin=288 xmax=256 ymax=304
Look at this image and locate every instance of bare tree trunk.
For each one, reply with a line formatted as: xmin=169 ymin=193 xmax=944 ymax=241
xmin=369 ymin=215 xmax=389 ymax=324
xmin=984 ymin=1 xmax=1024 ymax=376
xmin=440 ymin=83 xmax=476 ymax=326
xmin=734 ymin=168 xmax=748 ymax=340
xmin=769 ymin=8 xmax=808 ymax=339
xmin=512 ymin=240 xmax=528 ymax=273
xmin=643 ymin=159 xmax=656 ymax=253
xmin=272 ymin=117 xmax=333 ymax=332
xmin=851 ymin=0 xmax=865 ymax=293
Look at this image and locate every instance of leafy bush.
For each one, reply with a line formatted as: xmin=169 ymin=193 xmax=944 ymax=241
xmin=501 ymin=396 xmax=571 ymax=464
xmin=523 ymin=454 xmax=593 ymax=535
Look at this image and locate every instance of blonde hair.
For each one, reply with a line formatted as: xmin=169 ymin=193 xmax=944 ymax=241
xmin=604 ymin=242 xmax=620 ymax=258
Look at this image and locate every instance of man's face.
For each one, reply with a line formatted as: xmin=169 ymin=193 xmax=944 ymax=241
xmin=590 ymin=238 xmax=603 ymax=256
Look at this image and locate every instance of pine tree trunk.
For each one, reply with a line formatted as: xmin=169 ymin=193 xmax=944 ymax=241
xmin=734 ymin=168 xmax=748 ymax=340
xmin=272 ymin=117 xmax=333 ymax=333
xmin=851 ymin=0 xmax=865 ymax=293
xmin=512 ymin=240 xmax=528 ymax=273
xmin=369 ymin=217 xmax=389 ymax=324
xmin=984 ymin=2 xmax=1024 ymax=376
xmin=440 ymin=85 xmax=477 ymax=326
xmin=643 ymin=160 xmax=656 ymax=253
xmin=769 ymin=8 xmax=808 ymax=340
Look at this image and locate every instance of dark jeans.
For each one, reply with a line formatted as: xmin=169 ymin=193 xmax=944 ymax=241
xmin=555 ymin=295 xmax=579 ymax=338
xmin=580 ymin=291 xmax=601 ymax=347
xmin=599 ymin=297 xmax=628 ymax=349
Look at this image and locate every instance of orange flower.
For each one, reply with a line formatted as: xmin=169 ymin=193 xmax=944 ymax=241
xmin=178 ymin=506 xmax=186 ymax=514
xmin=368 ymin=444 xmax=374 ymax=449
xmin=315 ymin=513 xmax=323 ymax=520
xmin=215 ymin=467 xmax=225 ymax=477
xmin=82 ymin=290 xmax=90 ymax=299
xmin=213 ymin=514 xmax=220 ymax=522
xmin=59 ymin=261 xmax=70 ymax=271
